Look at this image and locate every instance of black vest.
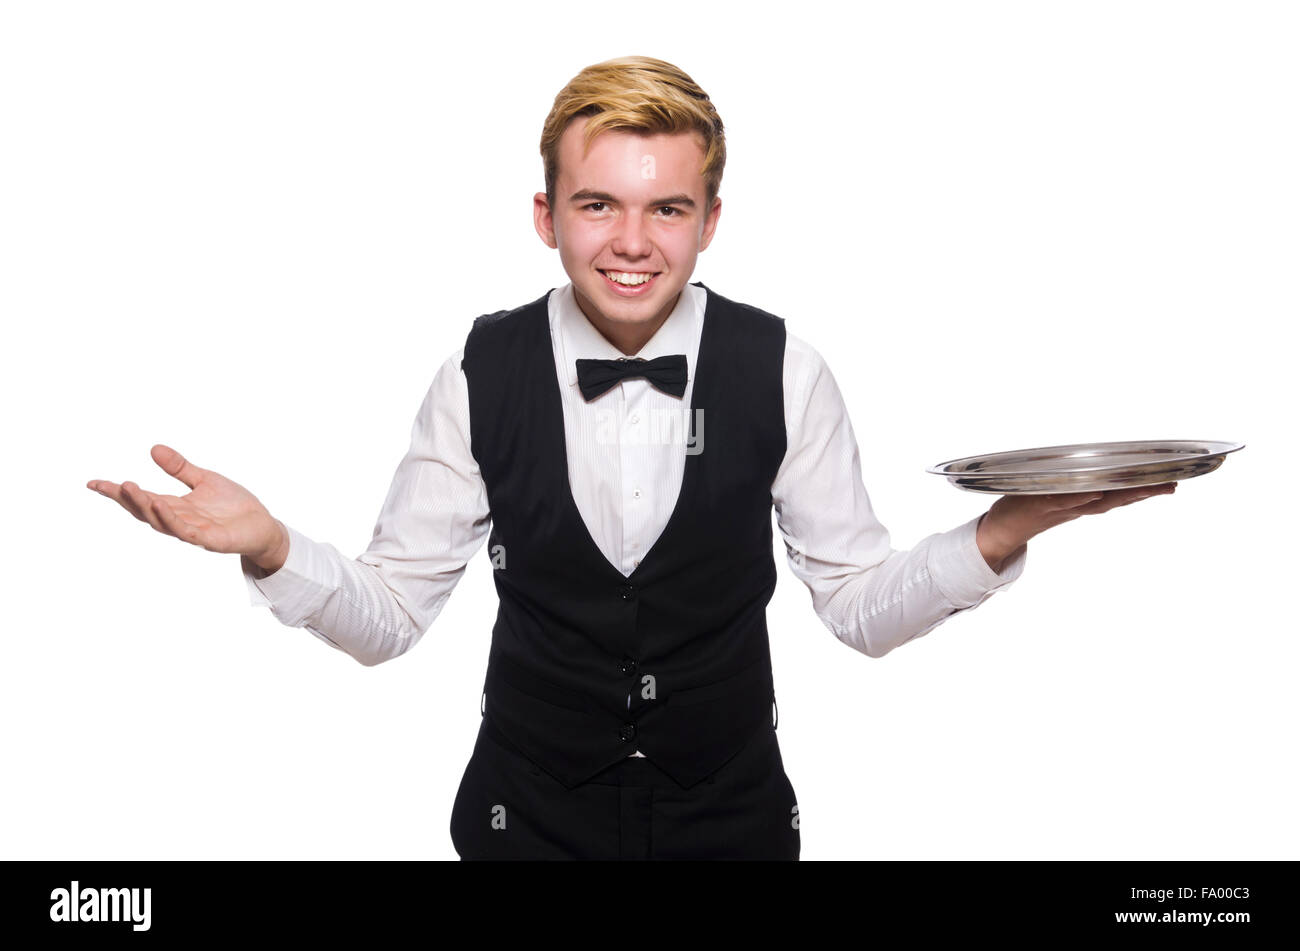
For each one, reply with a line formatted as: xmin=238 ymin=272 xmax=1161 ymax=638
xmin=461 ymin=281 xmax=787 ymax=790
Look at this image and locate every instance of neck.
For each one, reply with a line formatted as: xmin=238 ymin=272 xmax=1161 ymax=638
xmin=574 ymin=287 xmax=681 ymax=356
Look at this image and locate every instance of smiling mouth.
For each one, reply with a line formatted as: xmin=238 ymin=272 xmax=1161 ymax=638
xmin=599 ymin=268 xmax=660 ymax=287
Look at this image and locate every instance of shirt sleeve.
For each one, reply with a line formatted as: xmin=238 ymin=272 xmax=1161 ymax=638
xmin=239 ymin=348 xmax=492 ymax=666
xmin=771 ymin=333 xmax=1027 ymax=659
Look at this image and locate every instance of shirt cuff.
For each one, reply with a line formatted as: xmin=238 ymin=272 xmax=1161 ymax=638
xmin=926 ymin=513 xmax=1027 ymax=609
xmin=239 ymin=523 xmax=332 ymax=626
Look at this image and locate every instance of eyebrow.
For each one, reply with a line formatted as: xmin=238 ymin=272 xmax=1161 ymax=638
xmin=569 ymin=189 xmax=696 ymax=209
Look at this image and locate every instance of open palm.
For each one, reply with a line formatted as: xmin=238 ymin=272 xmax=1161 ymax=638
xmin=87 ymin=443 xmax=283 ymax=559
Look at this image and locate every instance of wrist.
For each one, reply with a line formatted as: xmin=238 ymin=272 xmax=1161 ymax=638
xmin=976 ymin=511 xmax=1018 ymax=573
xmin=251 ymin=520 xmax=289 ymax=575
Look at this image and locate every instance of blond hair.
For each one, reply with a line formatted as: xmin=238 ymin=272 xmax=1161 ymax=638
xmin=540 ymin=56 xmax=726 ymax=210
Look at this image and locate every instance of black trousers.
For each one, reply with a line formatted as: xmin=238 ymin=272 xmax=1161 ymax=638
xmin=449 ymin=716 xmax=801 ymax=860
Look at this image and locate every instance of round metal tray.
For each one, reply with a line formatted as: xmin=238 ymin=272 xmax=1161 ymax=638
xmin=926 ymin=439 xmax=1245 ymax=495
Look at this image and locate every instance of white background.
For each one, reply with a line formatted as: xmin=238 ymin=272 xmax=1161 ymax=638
xmin=4 ymin=0 xmax=1295 ymax=860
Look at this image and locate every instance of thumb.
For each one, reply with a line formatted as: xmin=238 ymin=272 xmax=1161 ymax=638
xmin=151 ymin=443 xmax=205 ymax=490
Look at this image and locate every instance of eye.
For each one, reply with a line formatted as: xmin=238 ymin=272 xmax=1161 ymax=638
xmin=656 ymin=206 xmax=681 ymax=217
xmin=583 ymin=202 xmax=607 ymax=212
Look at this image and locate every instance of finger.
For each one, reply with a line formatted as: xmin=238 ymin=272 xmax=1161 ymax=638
xmin=87 ymin=479 xmax=128 ymax=508
xmin=1048 ymin=491 xmax=1105 ymax=510
xmin=151 ymin=495 xmax=203 ymax=545
xmin=1118 ymin=482 xmax=1176 ymax=501
xmin=1083 ymin=483 xmax=1177 ymax=512
xmin=152 ymin=444 xmax=205 ymax=490
xmin=91 ymin=479 xmax=148 ymax=521
xmin=121 ymin=481 xmax=166 ymax=530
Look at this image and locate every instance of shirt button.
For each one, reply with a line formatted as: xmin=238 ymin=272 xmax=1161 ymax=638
xmin=629 ymin=413 xmax=639 ymax=424
xmin=619 ymin=723 xmax=637 ymax=742
xmin=633 ymin=488 xmax=642 ymax=499
xmin=620 ymin=656 xmax=637 ymax=676
xmin=620 ymin=584 xmax=637 ymax=601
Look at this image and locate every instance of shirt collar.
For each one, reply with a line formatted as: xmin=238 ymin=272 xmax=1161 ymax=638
xmin=553 ymin=281 xmax=705 ymax=389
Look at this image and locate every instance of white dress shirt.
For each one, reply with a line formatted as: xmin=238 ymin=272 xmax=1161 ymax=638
xmin=242 ymin=281 xmax=1028 ymax=757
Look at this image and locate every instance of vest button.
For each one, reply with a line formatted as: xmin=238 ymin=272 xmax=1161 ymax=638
xmin=619 ymin=723 xmax=637 ymax=742
xmin=620 ymin=657 xmax=637 ymax=676
xmin=620 ymin=584 xmax=636 ymax=601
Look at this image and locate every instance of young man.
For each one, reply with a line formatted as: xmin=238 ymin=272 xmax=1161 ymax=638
xmin=87 ymin=56 xmax=1175 ymax=860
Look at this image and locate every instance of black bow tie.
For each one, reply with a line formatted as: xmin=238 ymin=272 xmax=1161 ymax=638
xmin=575 ymin=354 xmax=688 ymax=401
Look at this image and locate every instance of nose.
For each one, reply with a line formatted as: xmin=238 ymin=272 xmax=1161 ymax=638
xmin=611 ymin=210 xmax=652 ymax=259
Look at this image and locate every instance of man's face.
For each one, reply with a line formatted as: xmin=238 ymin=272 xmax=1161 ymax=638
xmin=534 ymin=115 xmax=721 ymax=339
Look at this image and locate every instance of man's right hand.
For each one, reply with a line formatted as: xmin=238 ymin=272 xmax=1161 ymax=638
xmin=87 ymin=443 xmax=290 ymax=574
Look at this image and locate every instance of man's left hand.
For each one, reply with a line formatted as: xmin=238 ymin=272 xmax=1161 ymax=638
xmin=975 ymin=482 xmax=1178 ymax=572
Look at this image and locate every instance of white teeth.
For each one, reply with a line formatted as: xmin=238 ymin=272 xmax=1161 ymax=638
xmin=604 ymin=270 xmax=655 ymax=286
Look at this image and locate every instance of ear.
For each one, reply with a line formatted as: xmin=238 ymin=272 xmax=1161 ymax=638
xmin=534 ymin=192 xmax=558 ymax=249
xmin=698 ymin=195 xmax=723 ymax=252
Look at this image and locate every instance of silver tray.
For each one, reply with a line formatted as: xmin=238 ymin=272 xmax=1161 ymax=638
xmin=926 ymin=439 xmax=1244 ymax=495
